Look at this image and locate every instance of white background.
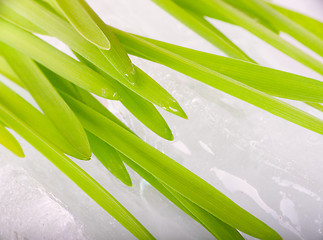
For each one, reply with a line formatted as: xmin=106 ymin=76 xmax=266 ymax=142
xmin=1 ymin=0 xmax=323 ymax=239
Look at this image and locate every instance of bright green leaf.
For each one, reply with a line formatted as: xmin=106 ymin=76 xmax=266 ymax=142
xmin=133 ymin=36 xmax=323 ymax=103
xmin=0 ymin=102 xmax=155 ymax=240
xmin=111 ymin=27 xmax=323 ymax=138
xmin=87 ymin=131 xmax=132 ymax=187
xmin=61 ymin=92 xmax=281 ymax=240
xmin=0 ymin=0 xmax=186 ymax=118
xmin=0 ymin=122 xmax=24 ymax=158
xmin=151 ymin=0 xmax=254 ymax=62
xmin=0 ymin=43 xmax=91 ymax=159
xmin=0 ymin=81 xmax=89 ymax=159
xmin=0 ymin=18 xmax=118 ymax=100
xmin=54 ymin=0 xmax=111 ymax=50
xmin=74 ymin=52 xmax=174 ymax=140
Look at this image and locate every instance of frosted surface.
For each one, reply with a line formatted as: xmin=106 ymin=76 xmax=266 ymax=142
xmin=1 ymin=0 xmax=323 ymax=239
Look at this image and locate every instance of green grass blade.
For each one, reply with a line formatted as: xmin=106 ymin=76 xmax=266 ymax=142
xmin=36 ymin=64 xmax=133 ymax=133
xmin=54 ymin=0 xmax=111 ymax=50
xmin=0 ymin=81 xmax=89 ymax=160
xmin=0 ymin=122 xmax=24 ymax=158
xmin=163 ymin=184 xmax=245 ymax=240
xmin=306 ymin=102 xmax=323 ymax=113
xmin=270 ymin=3 xmax=323 ymax=42
xmin=0 ymin=2 xmax=47 ymax=34
xmin=74 ymin=52 xmax=174 ymax=140
xmin=133 ymin=36 xmax=323 ymax=102
xmin=0 ymin=43 xmax=91 ymax=159
xmin=61 ymin=92 xmax=281 ymax=240
xmin=229 ymin=0 xmax=323 ymax=58
xmin=173 ymin=0 xmax=323 ymax=76
xmin=123 ymin=156 xmax=244 ymax=240
xmin=0 ymin=56 xmax=21 ymax=84
xmin=74 ymin=0 xmax=137 ymax=85
xmin=151 ymin=0 xmax=254 ymax=62
xmin=1 ymin=0 xmax=186 ymax=118
xmin=0 ymin=105 xmax=155 ymax=240
xmin=0 ymin=18 xmax=118 ymax=100
xmin=55 ymin=0 xmax=138 ymax=84
xmin=173 ymin=0 xmax=279 ymax=33
xmin=112 ymin=27 xmax=323 ymax=138
xmin=87 ymin=131 xmax=132 ymax=186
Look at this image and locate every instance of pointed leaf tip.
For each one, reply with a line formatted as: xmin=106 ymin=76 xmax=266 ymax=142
xmin=55 ymin=0 xmax=111 ymax=50
xmin=0 ymin=123 xmax=25 ymax=158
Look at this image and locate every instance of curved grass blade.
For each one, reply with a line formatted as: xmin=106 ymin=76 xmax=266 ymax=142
xmin=74 ymin=52 xmax=174 ymax=140
xmin=112 ymin=27 xmax=323 ymax=137
xmin=270 ymin=3 xmax=323 ymax=42
xmin=134 ymin=36 xmax=323 ymax=103
xmin=0 ymin=2 xmax=47 ymax=35
xmin=172 ymin=0 xmax=279 ymax=33
xmin=73 ymin=0 xmax=137 ymax=85
xmin=61 ymin=92 xmax=281 ymax=240
xmin=0 ymin=81 xmax=89 ymax=160
xmin=0 ymin=105 xmax=155 ymax=240
xmin=151 ymin=0 xmax=254 ymax=62
xmin=123 ymin=156 xmax=244 ymax=240
xmin=39 ymin=63 xmax=267 ymax=239
xmin=54 ymin=0 xmax=110 ymax=50
xmin=228 ymin=0 xmax=323 ymax=58
xmin=80 ymin=98 xmax=245 ymax=239
xmin=0 ymin=56 xmax=21 ymax=84
xmin=0 ymin=18 xmax=118 ymax=100
xmin=0 ymin=43 xmax=91 ymax=160
xmin=0 ymin=122 xmax=24 ymax=158
xmin=38 ymin=67 xmax=134 ymax=184
xmin=87 ymin=131 xmax=132 ymax=186
xmin=28 ymin=67 xmax=246 ymax=239
xmin=162 ymin=184 xmax=245 ymax=240
xmin=171 ymin=0 xmax=323 ymax=76
xmin=0 ymin=0 xmax=186 ymax=119
xmin=39 ymin=66 xmax=132 ymax=132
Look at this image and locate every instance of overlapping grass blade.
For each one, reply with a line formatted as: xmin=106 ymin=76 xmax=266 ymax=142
xmin=0 ymin=18 xmax=118 ymax=100
xmin=0 ymin=0 xmax=186 ymax=118
xmin=49 ymin=69 xmax=244 ymax=238
xmin=0 ymin=59 xmax=134 ymax=182
xmin=270 ymin=3 xmax=323 ymax=42
xmin=0 ymin=81 xmax=89 ymax=159
xmin=163 ymin=185 xmax=245 ymax=240
xmin=151 ymin=0 xmax=254 ymax=62
xmin=111 ymin=28 xmax=323 ymax=137
xmin=223 ymin=0 xmax=323 ymax=58
xmin=87 ymin=131 xmax=132 ymax=186
xmin=0 ymin=43 xmax=91 ymax=159
xmin=0 ymin=102 xmax=155 ymax=240
xmin=37 ymin=65 xmax=135 ymax=184
xmin=306 ymin=102 xmax=323 ymax=113
xmin=71 ymin=0 xmax=137 ymax=85
xmin=124 ymin=156 xmax=244 ymax=240
xmin=61 ymin=91 xmax=281 ymax=240
xmin=52 ymin=74 xmax=244 ymax=238
xmin=173 ymin=0 xmax=279 ymax=33
xmin=133 ymin=36 xmax=323 ymax=102
xmin=0 ymin=121 xmax=24 ymax=158
xmin=0 ymin=2 xmax=47 ymax=34
xmin=54 ymin=0 xmax=110 ymax=50
xmin=42 ymin=67 xmax=131 ymax=131
xmin=0 ymin=60 xmax=250 ymax=238
xmin=74 ymin=52 xmax=174 ymax=140
xmin=0 ymin=56 xmax=20 ymax=84
xmin=54 ymin=0 xmax=137 ymax=85
xmin=167 ymin=0 xmax=323 ymax=76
